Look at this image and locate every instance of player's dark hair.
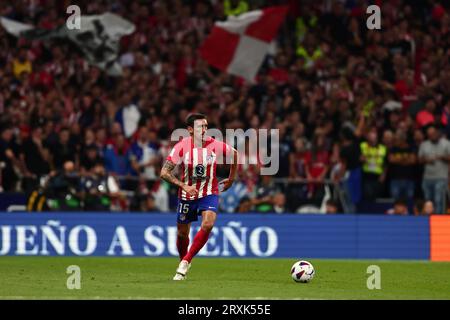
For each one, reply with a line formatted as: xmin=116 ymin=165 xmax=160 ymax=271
xmin=185 ymin=113 xmax=207 ymax=128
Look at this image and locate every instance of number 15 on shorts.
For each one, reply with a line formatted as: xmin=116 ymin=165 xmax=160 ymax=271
xmin=178 ymin=203 xmax=190 ymax=222
xmin=178 ymin=203 xmax=189 ymax=214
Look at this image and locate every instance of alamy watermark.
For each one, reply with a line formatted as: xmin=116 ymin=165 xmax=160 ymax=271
xmin=171 ymin=127 xmax=280 ymax=176
xmin=366 ymin=5 xmax=381 ymax=30
xmin=66 ymin=265 xmax=81 ymax=289
xmin=366 ymin=265 xmax=381 ymax=290
xmin=66 ymin=5 xmax=81 ymax=30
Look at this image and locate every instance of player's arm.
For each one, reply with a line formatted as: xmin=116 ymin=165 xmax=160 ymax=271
xmin=160 ymin=160 xmax=198 ymax=197
xmin=220 ymin=147 xmax=238 ymax=192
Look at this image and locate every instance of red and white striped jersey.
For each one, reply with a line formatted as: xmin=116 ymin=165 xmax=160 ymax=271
xmin=166 ymin=136 xmax=233 ymax=200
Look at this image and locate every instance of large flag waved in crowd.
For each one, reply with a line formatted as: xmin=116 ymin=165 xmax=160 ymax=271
xmin=199 ymin=6 xmax=288 ymax=82
xmin=0 ymin=13 xmax=135 ymax=76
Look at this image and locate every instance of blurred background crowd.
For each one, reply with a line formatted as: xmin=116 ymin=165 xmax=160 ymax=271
xmin=0 ymin=0 xmax=450 ymax=214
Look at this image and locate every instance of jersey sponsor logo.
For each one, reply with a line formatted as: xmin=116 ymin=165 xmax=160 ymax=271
xmin=194 ymin=164 xmax=206 ymax=178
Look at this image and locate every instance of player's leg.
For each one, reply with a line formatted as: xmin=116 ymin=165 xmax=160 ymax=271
xmin=182 ymin=209 xmax=216 ymax=263
xmin=174 ymin=199 xmax=198 ymax=280
xmin=176 ymin=222 xmax=190 ymax=261
xmin=174 ymin=195 xmax=218 ymax=280
xmin=174 ymin=222 xmax=192 ymax=280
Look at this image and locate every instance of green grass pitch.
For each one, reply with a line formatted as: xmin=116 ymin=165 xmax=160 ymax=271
xmin=0 ymin=257 xmax=449 ymax=300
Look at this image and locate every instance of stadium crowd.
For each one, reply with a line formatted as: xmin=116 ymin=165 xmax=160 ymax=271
xmin=0 ymin=0 xmax=450 ymax=214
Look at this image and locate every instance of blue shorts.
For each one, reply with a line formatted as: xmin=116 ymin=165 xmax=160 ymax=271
xmin=176 ymin=195 xmax=219 ymax=224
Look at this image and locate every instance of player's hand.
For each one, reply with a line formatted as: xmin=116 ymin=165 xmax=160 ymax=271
xmin=182 ymin=184 xmax=198 ymax=197
xmin=219 ymin=178 xmax=234 ymax=192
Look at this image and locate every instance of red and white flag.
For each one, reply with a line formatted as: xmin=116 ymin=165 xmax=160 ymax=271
xmin=199 ymin=6 xmax=288 ymax=82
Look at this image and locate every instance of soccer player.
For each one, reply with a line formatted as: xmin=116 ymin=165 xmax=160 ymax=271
xmin=160 ymin=113 xmax=238 ymax=280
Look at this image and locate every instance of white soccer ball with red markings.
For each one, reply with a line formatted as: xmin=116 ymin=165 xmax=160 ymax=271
xmin=291 ymin=260 xmax=315 ymax=283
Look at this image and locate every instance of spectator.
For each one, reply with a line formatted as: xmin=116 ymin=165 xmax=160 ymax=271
xmin=80 ymin=145 xmax=103 ymax=174
xmin=289 ymin=138 xmax=308 ymax=179
xmin=325 ymin=199 xmax=339 ymax=214
xmin=130 ymin=177 xmax=169 ymax=212
xmin=12 ymin=47 xmax=32 ymax=79
xmin=94 ymin=127 xmax=108 ymax=159
xmin=43 ymin=160 xmax=82 ymax=211
xmin=304 ymin=132 xmax=330 ymax=201
xmin=115 ymin=92 xmax=141 ymax=139
xmin=413 ymin=199 xmax=425 ymax=216
xmin=387 ymin=130 xmax=416 ymax=200
xmin=360 ymin=129 xmax=387 ymax=201
xmin=78 ymin=93 xmax=96 ymax=129
xmin=224 ymin=0 xmax=249 ymax=17
xmin=150 ymin=180 xmax=170 ymax=212
xmin=0 ymin=126 xmax=21 ymax=191
xmin=386 ymin=198 xmax=409 ymax=215
xmin=48 ymin=127 xmax=76 ymax=170
xmin=105 ymin=122 xmax=128 ymax=149
xmin=237 ymin=142 xmax=260 ymax=193
xmin=272 ymin=193 xmax=286 ymax=214
xmin=104 ymin=133 xmax=131 ymax=177
xmin=81 ymin=162 xmax=122 ymax=211
xmin=418 ymin=125 xmax=450 ymax=214
xmin=79 ymin=128 xmax=96 ymax=160
xmin=412 ymin=128 xmax=426 ymax=197
xmin=20 ymin=127 xmax=51 ymax=191
xmin=414 ymin=199 xmax=435 ymax=216
xmin=253 ymin=174 xmax=283 ymax=213
xmin=237 ymin=196 xmax=253 ymax=213
xmin=416 ymin=98 xmax=438 ymax=129
xmin=422 ymin=200 xmax=435 ymax=215
xmin=129 ymin=126 xmax=161 ymax=182
xmin=335 ymin=127 xmax=362 ymax=212
xmin=296 ymin=34 xmax=323 ymax=69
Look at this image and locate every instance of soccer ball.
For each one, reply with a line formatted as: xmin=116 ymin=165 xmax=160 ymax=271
xmin=291 ymin=260 xmax=315 ymax=283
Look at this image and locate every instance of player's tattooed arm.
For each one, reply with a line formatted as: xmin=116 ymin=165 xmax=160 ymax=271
xmin=160 ymin=160 xmax=198 ymax=197
xmin=160 ymin=160 xmax=184 ymax=188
